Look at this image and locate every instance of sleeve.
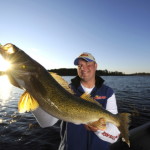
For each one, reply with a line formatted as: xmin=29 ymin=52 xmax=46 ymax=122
xmin=94 ymin=93 xmax=121 ymax=143
xmin=32 ymin=107 xmax=58 ymax=128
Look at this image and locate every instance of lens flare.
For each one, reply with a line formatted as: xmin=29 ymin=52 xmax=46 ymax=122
xmin=0 ymin=75 xmax=12 ymax=101
xmin=0 ymin=55 xmax=11 ymax=71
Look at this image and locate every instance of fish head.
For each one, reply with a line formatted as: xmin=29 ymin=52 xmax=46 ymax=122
xmin=0 ymin=43 xmax=41 ymax=89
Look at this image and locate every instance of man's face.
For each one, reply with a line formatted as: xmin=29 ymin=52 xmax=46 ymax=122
xmin=77 ymin=59 xmax=97 ymax=82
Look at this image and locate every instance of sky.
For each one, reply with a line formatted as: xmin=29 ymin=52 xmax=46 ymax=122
xmin=0 ymin=0 xmax=150 ymax=74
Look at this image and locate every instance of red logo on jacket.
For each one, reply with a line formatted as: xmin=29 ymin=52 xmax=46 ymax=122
xmin=94 ymin=95 xmax=107 ymax=100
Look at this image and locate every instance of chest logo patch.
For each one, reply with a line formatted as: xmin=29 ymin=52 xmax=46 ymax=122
xmin=94 ymin=95 xmax=107 ymax=100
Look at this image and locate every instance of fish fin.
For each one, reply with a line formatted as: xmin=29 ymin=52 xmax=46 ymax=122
xmin=80 ymin=93 xmax=102 ymax=106
xmin=118 ymin=113 xmax=131 ymax=147
xmin=87 ymin=118 xmax=106 ymax=130
xmin=50 ymin=72 xmax=74 ymax=94
xmin=18 ymin=91 xmax=39 ymax=113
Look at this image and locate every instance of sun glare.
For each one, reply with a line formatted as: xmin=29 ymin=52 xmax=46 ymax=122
xmin=0 ymin=56 xmax=11 ymax=71
xmin=0 ymin=75 xmax=12 ymax=101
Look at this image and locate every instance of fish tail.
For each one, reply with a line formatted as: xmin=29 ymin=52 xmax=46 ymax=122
xmin=118 ymin=113 xmax=131 ymax=147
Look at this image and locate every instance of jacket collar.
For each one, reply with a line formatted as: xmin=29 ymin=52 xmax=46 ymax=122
xmin=71 ymin=75 xmax=104 ymax=89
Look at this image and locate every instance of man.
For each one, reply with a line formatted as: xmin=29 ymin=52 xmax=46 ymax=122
xmin=32 ymin=52 xmax=120 ymax=150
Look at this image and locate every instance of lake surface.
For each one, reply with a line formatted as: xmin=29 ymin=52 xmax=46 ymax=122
xmin=0 ymin=75 xmax=150 ymax=150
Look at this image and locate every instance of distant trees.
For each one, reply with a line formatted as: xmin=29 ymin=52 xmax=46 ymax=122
xmin=48 ymin=68 xmax=77 ymax=76
xmin=96 ymin=69 xmax=125 ymax=76
xmin=48 ymin=68 xmax=150 ymax=76
xmin=130 ymin=72 xmax=150 ymax=76
xmin=48 ymin=68 xmax=125 ymax=76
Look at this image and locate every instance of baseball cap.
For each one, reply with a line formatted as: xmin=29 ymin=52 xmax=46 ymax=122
xmin=74 ymin=52 xmax=96 ymax=65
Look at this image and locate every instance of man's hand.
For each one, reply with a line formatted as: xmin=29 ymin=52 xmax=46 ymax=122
xmin=84 ymin=118 xmax=106 ymax=132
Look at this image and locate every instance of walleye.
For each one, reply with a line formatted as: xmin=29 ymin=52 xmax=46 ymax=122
xmin=0 ymin=43 xmax=130 ymax=146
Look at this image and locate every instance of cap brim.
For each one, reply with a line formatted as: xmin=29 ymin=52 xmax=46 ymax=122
xmin=74 ymin=57 xmax=94 ymax=65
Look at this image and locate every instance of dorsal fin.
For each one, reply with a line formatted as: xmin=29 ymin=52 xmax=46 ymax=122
xmin=50 ymin=72 xmax=74 ymax=94
xmin=80 ymin=93 xmax=102 ymax=107
xmin=18 ymin=91 xmax=39 ymax=113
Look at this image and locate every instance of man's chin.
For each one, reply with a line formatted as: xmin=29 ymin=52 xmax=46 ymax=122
xmin=81 ymin=73 xmax=89 ymax=77
xmin=81 ymin=76 xmax=90 ymax=81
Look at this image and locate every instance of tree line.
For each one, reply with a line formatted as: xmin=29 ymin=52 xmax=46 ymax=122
xmin=48 ymin=68 xmax=125 ymax=76
xmin=48 ymin=68 xmax=150 ymax=76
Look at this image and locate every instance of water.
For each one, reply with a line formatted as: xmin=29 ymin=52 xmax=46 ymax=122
xmin=0 ymin=75 xmax=150 ymax=150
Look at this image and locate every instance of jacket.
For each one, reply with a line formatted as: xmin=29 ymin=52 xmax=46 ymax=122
xmin=58 ymin=75 xmax=116 ymax=150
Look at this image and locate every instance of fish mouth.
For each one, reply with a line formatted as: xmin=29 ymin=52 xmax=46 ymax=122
xmin=0 ymin=43 xmax=18 ymax=58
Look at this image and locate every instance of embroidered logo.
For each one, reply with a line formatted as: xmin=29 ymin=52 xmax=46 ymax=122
xmin=102 ymin=132 xmax=120 ymax=140
xmin=94 ymin=95 xmax=107 ymax=100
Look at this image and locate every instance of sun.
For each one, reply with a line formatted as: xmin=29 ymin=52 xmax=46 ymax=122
xmin=0 ymin=55 xmax=11 ymax=71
